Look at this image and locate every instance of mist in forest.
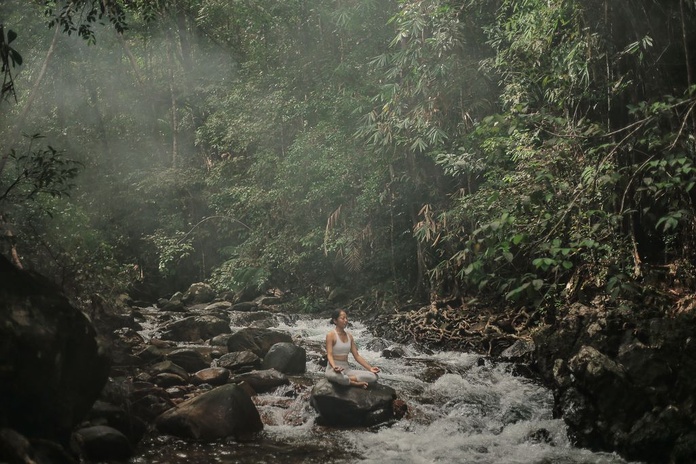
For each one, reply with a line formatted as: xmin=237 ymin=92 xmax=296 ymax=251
xmin=1 ymin=0 xmax=695 ymax=317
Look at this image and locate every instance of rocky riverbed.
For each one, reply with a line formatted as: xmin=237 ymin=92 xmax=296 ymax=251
xmin=2 ymin=255 xmax=695 ymax=464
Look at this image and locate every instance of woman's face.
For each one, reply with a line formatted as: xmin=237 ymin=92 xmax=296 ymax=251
xmin=334 ymin=311 xmax=348 ymax=328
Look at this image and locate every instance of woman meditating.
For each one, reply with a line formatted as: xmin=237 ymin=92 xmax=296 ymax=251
xmin=325 ymin=309 xmax=380 ymax=388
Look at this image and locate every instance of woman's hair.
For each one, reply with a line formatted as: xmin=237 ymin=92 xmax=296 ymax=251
xmin=329 ymin=308 xmax=346 ymax=324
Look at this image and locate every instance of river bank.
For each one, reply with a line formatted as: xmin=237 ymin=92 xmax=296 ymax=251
xmin=364 ymin=294 xmax=696 ymax=464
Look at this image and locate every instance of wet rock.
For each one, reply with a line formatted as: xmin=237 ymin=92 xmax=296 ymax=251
xmin=527 ymin=428 xmax=553 ymax=444
xmin=230 ymin=301 xmax=258 ymax=312
xmin=192 ymin=367 xmax=230 ymax=386
xmin=214 ymin=350 xmax=261 ymax=372
xmin=0 ymin=428 xmax=77 ymax=464
xmin=255 ymin=295 xmax=283 ymax=306
xmin=109 ymin=327 xmax=147 ymax=366
xmin=0 ymin=256 xmax=110 ymax=444
xmin=382 ymin=345 xmax=406 ymax=359
xmin=622 ymin=406 xmax=692 ymax=463
xmin=204 ymin=301 xmax=233 ymax=311
xmin=392 ymin=399 xmax=409 ymax=420
xmin=136 ymin=345 xmax=164 ymax=363
xmin=154 ymin=373 xmax=189 ymax=388
xmin=210 ymin=333 xmax=234 ymax=347
xmin=85 ymin=399 xmax=147 ymax=444
xmin=365 ymin=338 xmax=390 ymax=352
xmin=310 ymin=378 xmax=397 ymax=427
xmin=162 ymin=301 xmax=186 ymax=312
xmin=150 ymin=360 xmax=190 ymax=380
xmin=166 ymin=348 xmax=210 ymax=373
xmin=155 ymin=384 xmax=263 ymax=441
xmin=165 ymin=387 xmax=189 ymax=399
xmin=182 ymin=283 xmax=217 ymax=305
xmin=226 ymin=328 xmax=293 ymax=357
xmin=230 ymin=368 xmax=289 ymax=393
xmin=249 ymin=318 xmax=276 ymax=329
xmin=533 ymin=302 xmax=696 ymax=462
xmin=70 ymin=425 xmax=133 ymax=462
xmin=158 ymin=315 xmax=231 ymax=342
xmin=261 ymin=342 xmax=307 ymax=374
xmin=229 ymin=310 xmax=274 ymax=327
xmin=499 ymin=338 xmax=535 ymax=363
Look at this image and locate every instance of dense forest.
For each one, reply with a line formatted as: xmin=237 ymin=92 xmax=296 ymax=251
xmin=2 ymin=0 xmax=695 ymax=317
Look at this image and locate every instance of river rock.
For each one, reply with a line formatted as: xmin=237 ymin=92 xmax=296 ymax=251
xmin=226 ymin=328 xmax=293 ymax=357
xmin=158 ymin=315 xmax=231 ymax=342
xmin=70 ymin=425 xmax=133 ymax=462
xmin=153 ymin=372 xmax=189 ymax=388
xmin=230 ymin=368 xmax=289 ymax=393
xmin=310 ymin=378 xmax=397 ymax=427
xmin=261 ymin=342 xmax=306 ymax=374
xmin=230 ymin=301 xmax=258 ymax=312
xmin=499 ymin=338 xmax=535 ymax=363
xmin=214 ymin=350 xmax=261 ymax=371
xmin=192 ymin=367 xmax=230 ymax=386
xmin=0 ymin=256 xmax=110 ymax=444
xmin=136 ymin=345 xmax=164 ymax=363
xmin=84 ymin=399 xmax=147 ymax=443
xmin=255 ymin=295 xmax=283 ymax=306
xmin=182 ymin=282 xmax=217 ymax=305
xmin=159 ymin=300 xmax=186 ymax=312
xmin=533 ymin=302 xmax=696 ymax=463
xmin=0 ymin=428 xmax=77 ymax=464
xmin=204 ymin=301 xmax=233 ymax=311
xmin=154 ymin=384 xmax=263 ymax=440
xmin=166 ymin=348 xmax=210 ymax=373
xmin=229 ymin=310 xmax=274 ymax=327
xmin=150 ymin=360 xmax=190 ymax=379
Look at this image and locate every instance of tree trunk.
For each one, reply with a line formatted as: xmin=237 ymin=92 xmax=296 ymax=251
xmin=115 ymin=31 xmax=145 ymax=88
xmin=168 ymin=40 xmax=178 ymax=168
xmin=679 ymin=0 xmax=693 ymax=88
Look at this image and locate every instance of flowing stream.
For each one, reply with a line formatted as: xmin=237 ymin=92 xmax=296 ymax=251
xmin=131 ymin=311 xmax=639 ymax=464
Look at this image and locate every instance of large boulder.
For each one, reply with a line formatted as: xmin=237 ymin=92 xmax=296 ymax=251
xmin=70 ymin=425 xmax=133 ymax=462
xmin=214 ymin=351 xmax=261 ymax=372
xmin=154 ymin=384 xmax=263 ymax=441
xmin=158 ymin=315 xmax=231 ymax=342
xmin=533 ymin=302 xmax=696 ymax=463
xmin=230 ymin=368 xmax=289 ymax=394
xmin=226 ymin=328 xmax=292 ymax=357
xmin=0 ymin=256 xmax=110 ymax=444
xmin=182 ymin=283 xmax=217 ymax=305
xmin=165 ymin=348 xmax=210 ymax=373
xmin=192 ymin=367 xmax=230 ymax=386
xmin=310 ymin=379 xmax=397 ymax=427
xmin=262 ymin=342 xmax=306 ymax=374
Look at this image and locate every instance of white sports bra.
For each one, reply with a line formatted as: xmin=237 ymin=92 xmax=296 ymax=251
xmin=333 ymin=329 xmax=351 ymax=357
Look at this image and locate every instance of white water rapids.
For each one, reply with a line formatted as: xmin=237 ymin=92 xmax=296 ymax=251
xmin=132 ymin=311 xmax=641 ymax=464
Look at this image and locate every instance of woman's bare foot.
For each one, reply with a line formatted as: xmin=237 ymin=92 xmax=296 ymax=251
xmin=350 ymin=379 xmax=368 ymax=389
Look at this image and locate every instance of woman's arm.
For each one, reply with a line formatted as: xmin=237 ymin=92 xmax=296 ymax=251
xmin=350 ymin=334 xmax=380 ymax=373
xmin=326 ymin=331 xmax=343 ymax=372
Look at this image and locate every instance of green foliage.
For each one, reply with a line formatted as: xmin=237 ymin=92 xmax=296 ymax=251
xmin=1 ymin=135 xmax=82 ymax=203
xmin=414 ymin=0 xmax=696 ymax=309
xmin=145 ymin=229 xmax=195 ymax=276
xmin=3 ymin=0 xmax=696 ymax=312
